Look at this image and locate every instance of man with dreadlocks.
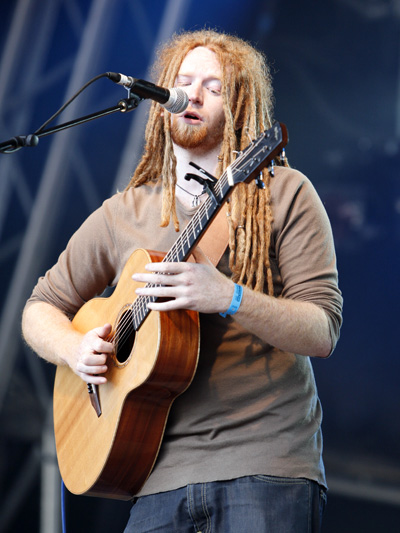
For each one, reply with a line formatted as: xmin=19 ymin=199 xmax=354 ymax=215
xmin=23 ymin=30 xmax=342 ymax=532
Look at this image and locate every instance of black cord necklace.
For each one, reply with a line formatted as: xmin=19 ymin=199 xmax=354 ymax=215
xmin=176 ymin=183 xmax=206 ymax=207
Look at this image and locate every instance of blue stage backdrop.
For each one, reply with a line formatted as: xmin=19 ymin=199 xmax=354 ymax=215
xmin=0 ymin=1 xmax=399 ymax=532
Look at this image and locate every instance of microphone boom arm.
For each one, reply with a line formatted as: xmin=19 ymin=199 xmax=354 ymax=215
xmin=0 ymin=93 xmax=142 ymax=154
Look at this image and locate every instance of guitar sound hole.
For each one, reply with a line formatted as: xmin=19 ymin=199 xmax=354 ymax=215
xmin=115 ymin=309 xmax=136 ymax=365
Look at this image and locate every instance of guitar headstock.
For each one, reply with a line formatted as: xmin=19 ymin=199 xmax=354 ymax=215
xmin=226 ymin=122 xmax=288 ymax=187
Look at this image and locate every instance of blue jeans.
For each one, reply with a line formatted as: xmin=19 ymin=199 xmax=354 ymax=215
xmin=123 ymin=475 xmax=327 ymax=532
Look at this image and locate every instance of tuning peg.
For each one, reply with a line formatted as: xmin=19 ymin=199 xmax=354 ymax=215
xmin=255 ymin=172 xmax=265 ymax=189
xmin=280 ymin=148 xmax=286 ymax=162
xmin=268 ymin=161 xmax=275 ymax=177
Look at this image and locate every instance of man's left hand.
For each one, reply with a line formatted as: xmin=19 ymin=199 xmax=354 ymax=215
xmin=132 ymin=247 xmax=234 ymax=314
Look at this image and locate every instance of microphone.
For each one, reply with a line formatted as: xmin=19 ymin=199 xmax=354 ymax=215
xmin=107 ymin=72 xmax=189 ymax=114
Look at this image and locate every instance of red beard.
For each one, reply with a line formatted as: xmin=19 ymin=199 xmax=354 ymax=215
xmin=171 ymin=116 xmax=225 ymax=152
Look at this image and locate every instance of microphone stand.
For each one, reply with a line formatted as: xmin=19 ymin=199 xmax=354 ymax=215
xmin=0 ymin=93 xmax=142 ymax=154
xmin=0 ymin=88 xmax=143 ymax=417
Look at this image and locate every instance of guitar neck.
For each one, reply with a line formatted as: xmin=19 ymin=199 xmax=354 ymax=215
xmin=165 ymin=176 xmax=229 ymax=264
xmin=132 ymin=122 xmax=288 ymax=330
xmin=131 ymin=175 xmax=229 ymax=331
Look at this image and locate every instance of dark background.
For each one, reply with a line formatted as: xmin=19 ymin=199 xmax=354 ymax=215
xmin=0 ymin=0 xmax=399 ymax=531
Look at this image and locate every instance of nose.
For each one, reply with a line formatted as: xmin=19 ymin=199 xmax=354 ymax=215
xmin=188 ymin=82 xmax=203 ymax=105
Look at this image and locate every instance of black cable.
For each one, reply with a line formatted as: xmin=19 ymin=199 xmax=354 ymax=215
xmin=34 ymin=72 xmax=110 ymax=135
xmin=61 ymin=479 xmax=67 ymax=533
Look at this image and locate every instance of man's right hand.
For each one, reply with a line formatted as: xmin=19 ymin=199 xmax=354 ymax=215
xmin=73 ymin=323 xmax=114 ymax=384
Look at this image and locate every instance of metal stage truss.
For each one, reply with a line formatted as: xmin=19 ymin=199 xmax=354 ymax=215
xmin=0 ymin=1 xmax=190 ymax=531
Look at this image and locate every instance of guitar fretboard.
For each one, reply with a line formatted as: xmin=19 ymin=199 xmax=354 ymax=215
xmin=131 ymin=172 xmax=230 ymax=331
xmin=129 ymin=122 xmax=286 ymax=331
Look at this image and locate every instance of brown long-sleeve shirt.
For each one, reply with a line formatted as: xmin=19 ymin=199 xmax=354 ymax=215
xmin=27 ymin=166 xmax=342 ymax=494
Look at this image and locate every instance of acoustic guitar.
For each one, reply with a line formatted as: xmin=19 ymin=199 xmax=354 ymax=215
xmin=53 ymin=123 xmax=288 ymax=500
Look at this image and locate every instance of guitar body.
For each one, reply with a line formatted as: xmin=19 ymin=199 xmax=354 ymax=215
xmin=52 ymin=123 xmax=288 ymax=501
xmin=53 ymin=248 xmax=200 ymax=500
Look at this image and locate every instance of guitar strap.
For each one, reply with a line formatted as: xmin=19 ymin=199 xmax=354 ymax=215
xmin=193 ymin=203 xmax=230 ymax=267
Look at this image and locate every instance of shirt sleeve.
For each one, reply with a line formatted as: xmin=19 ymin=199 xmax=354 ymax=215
xmin=271 ymin=167 xmax=343 ymax=353
xmin=25 ymin=196 xmax=120 ymax=319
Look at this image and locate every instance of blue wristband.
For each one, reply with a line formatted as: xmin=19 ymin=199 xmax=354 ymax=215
xmin=219 ymin=283 xmax=243 ymax=317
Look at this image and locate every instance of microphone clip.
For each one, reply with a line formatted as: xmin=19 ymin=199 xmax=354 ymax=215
xmin=118 ymin=92 xmax=143 ymax=113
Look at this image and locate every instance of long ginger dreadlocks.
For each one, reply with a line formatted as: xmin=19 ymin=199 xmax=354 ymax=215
xmin=125 ymin=29 xmax=288 ymax=295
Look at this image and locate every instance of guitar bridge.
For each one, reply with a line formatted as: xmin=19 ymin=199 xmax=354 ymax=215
xmin=88 ymin=383 xmax=102 ymax=417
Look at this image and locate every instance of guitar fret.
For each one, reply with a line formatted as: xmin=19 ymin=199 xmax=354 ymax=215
xmin=179 ymin=238 xmax=185 ymax=257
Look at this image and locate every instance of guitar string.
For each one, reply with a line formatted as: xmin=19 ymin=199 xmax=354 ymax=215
xmin=107 ymin=173 xmax=227 ymax=351
xmin=107 ymin=145 xmax=241 ymax=350
xmin=107 ymin=133 xmax=270 ymax=352
xmin=108 ymin=134 xmax=269 ymax=351
xmin=108 ymin=177 xmax=225 ymax=350
xmin=108 ymin=131 xmax=274 ymax=352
